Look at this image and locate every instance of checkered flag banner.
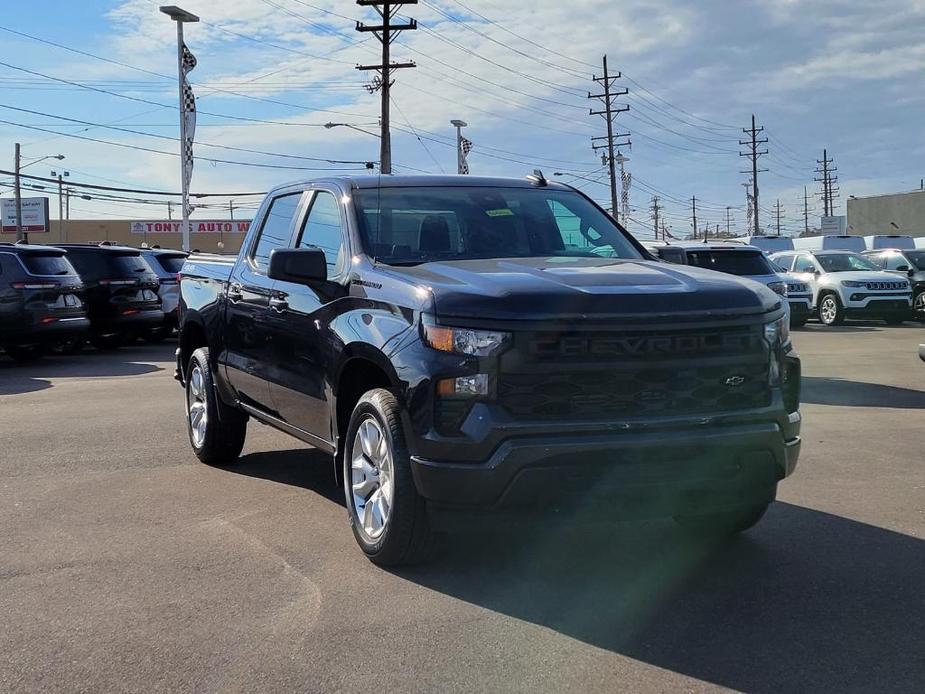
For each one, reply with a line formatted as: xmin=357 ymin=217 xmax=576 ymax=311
xmin=459 ymin=136 xmax=473 ymax=175
xmin=181 ymin=42 xmax=197 ymax=204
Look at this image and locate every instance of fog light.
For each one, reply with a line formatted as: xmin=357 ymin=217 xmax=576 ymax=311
xmin=851 ymin=294 xmax=863 ymax=302
xmin=437 ymin=374 xmax=489 ymax=398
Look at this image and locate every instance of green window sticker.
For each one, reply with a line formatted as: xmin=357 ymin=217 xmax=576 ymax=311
xmin=485 ymin=208 xmax=515 ymax=218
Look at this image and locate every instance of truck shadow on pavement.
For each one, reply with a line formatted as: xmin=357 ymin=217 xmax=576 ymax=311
xmin=0 ymin=348 xmax=164 ymax=396
xmin=394 ymin=503 xmax=925 ymax=693
xmin=802 ymin=376 xmax=925 ymax=408
xmin=227 ymin=448 xmax=345 ymax=505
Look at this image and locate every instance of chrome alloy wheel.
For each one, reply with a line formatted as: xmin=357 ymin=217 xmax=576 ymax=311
xmin=187 ymin=365 xmax=208 ymax=448
xmin=820 ymin=296 xmax=838 ymax=324
xmin=350 ymin=416 xmax=394 ymax=540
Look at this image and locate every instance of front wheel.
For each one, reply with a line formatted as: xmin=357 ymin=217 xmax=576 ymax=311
xmin=90 ymin=333 xmax=122 ymax=350
xmin=674 ymin=503 xmax=770 ymax=537
xmin=818 ymin=294 xmax=844 ymax=326
xmin=3 ymin=344 xmax=45 ymax=362
xmin=186 ymin=347 xmax=247 ymax=466
xmin=344 ymin=389 xmax=433 ymax=566
xmin=914 ymin=291 xmax=925 ymax=322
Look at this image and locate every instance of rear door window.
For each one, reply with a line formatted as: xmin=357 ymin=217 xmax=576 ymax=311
xmin=251 ymin=193 xmax=303 ymax=272
xmin=793 ymin=256 xmax=816 ymax=273
xmin=21 ymin=254 xmax=76 ymax=276
xmin=105 ymin=254 xmax=152 ymax=277
xmin=63 ymin=251 xmax=106 ymax=280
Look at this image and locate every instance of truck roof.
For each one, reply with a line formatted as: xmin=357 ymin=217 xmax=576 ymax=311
xmin=271 ymin=174 xmax=575 ymax=193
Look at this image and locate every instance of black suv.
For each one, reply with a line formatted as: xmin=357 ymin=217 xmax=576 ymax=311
xmin=0 ymin=243 xmax=89 ymax=361
xmin=55 ymin=244 xmax=162 ymax=349
xmin=863 ymin=248 xmax=925 ymax=321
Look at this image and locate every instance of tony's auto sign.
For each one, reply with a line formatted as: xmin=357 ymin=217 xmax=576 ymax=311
xmin=1 ymin=197 xmax=50 ymax=233
xmin=130 ymin=220 xmax=251 ymax=234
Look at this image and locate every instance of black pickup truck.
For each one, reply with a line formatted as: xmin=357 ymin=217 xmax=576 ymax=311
xmin=176 ymin=174 xmax=802 ymax=565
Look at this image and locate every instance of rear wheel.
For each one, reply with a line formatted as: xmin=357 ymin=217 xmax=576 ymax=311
xmin=90 ymin=333 xmax=122 ymax=350
xmin=674 ymin=502 xmax=770 ymax=537
xmin=55 ymin=335 xmax=84 ymax=355
xmin=3 ymin=344 xmax=45 ymax=362
xmin=186 ymin=347 xmax=248 ymax=466
xmin=344 ymin=389 xmax=433 ymax=566
xmin=818 ymin=293 xmax=844 ymax=326
xmin=143 ymin=327 xmax=169 ymax=343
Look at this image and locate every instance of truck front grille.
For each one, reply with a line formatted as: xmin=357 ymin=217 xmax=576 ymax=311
xmin=498 ymin=362 xmax=771 ymax=421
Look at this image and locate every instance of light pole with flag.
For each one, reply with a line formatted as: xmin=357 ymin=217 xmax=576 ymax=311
xmin=451 ymin=120 xmax=471 ymax=175
xmin=161 ymin=5 xmax=199 ymax=252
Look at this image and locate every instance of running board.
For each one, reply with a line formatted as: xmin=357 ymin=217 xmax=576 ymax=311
xmin=237 ymin=402 xmax=336 ymax=454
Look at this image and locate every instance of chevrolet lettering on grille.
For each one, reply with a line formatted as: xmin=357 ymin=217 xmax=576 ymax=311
xmin=530 ymin=332 xmax=761 ymax=358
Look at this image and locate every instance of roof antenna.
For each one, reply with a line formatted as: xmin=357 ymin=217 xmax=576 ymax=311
xmin=527 ymin=169 xmax=548 ymax=187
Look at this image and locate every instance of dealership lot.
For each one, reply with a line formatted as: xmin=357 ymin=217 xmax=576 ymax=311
xmin=1 ymin=326 xmax=924 ymax=693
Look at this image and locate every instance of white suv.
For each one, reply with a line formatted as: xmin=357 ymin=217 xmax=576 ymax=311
xmin=771 ymin=250 xmax=912 ymax=326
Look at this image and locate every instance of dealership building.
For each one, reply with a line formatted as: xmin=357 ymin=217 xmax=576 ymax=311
xmin=847 ymin=189 xmax=925 ymax=237
xmin=1 ymin=217 xmax=249 ymax=254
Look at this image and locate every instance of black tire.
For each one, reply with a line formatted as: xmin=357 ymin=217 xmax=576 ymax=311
xmin=674 ymin=502 xmax=770 ymax=537
xmin=914 ymin=291 xmax=925 ymax=323
xmin=90 ymin=333 xmax=122 ymax=350
xmin=884 ymin=316 xmax=906 ymax=326
xmin=3 ymin=344 xmax=45 ymax=362
xmin=143 ymin=327 xmax=169 ymax=343
xmin=343 ymin=388 xmax=433 ymax=566
xmin=186 ymin=347 xmax=248 ymax=466
xmin=55 ymin=335 xmax=84 ymax=355
xmin=817 ymin=293 xmax=844 ymax=326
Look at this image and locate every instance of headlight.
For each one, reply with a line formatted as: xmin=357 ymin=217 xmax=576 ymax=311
xmin=767 ymin=281 xmax=788 ymax=297
xmin=764 ymin=315 xmax=790 ymax=348
xmin=841 ymin=280 xmax=866 ymax=288
xmin=423 ymin=324 xmax=511 ymax=357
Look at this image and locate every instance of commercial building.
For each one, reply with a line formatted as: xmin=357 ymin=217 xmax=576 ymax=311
xmin=846 ymin=189 xmax=925 ymax=237
xmin=0 ymin=218 xmax=249 ymax=254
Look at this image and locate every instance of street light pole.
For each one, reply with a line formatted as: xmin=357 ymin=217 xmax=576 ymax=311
xmin=451 ymin=119 xmax=468 ymax=174
xmin=14 ymin=143 xmax=23 ymax=242
xmin=51 ymin=170 xmax=68 ymax=242
xmin=161 ymin=5 xmax=199 ymax=252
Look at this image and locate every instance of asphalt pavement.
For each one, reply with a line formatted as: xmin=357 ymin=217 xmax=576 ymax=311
xmin=1 ymin=324 xmax=924 ymax=693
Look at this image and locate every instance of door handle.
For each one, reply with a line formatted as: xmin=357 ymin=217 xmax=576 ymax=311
xmin=228 ymin=282 xmax=244 ymax=302
xmin=269 ymin=297 xmax=289 ymax=313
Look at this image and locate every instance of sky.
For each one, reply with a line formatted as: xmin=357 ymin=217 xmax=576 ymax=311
xmin=0 ymin=0 xmax=923 ymax=239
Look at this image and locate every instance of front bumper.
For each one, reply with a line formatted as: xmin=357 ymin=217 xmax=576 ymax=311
xmin=411 ymin=418 xmax=801 ymax=516
xmin=788 ymin=298 xmax=813 ymax=317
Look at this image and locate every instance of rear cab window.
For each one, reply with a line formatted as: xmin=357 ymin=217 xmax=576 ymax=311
xmin=154 ymin=255 xmax=186 ymax=274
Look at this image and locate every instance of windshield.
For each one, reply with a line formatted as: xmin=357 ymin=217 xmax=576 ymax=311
xmin=905 ymin=250 xmax=925 ymax=270
xmin=816 ymin=253 xmax=880 ymax=273
xmin=353 ymin=186 xmax=642 ymax=265
xmin=685 ymin=250 xmax=774 ymax=276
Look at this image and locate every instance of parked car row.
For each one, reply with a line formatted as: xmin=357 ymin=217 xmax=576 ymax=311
xmin=0 ymin=241 xmax=187 ymax=361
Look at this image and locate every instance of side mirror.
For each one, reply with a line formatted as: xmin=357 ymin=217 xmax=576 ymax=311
xmin=895 ymin=264 xmax=910 ymax=272
xmin=268 ymin=247 xmax=327 ymax=285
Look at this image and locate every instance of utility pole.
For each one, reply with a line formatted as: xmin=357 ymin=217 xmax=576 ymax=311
xmin=803 ymin=186 xmax=810 ymax=235
xmin=691 ymin=196 xmax=698 ymax=239
xmin=167 ymin=201 xmax=174 ymax=220
xmin=773 ymin=199 xmax=783 ymax=235
xmin=51 ymin=169 xmax=68 ymax=242
xmin=725 ymin=206 xmax=732 ymax=237
xmin=356 ymin=0 xmax=417 ymax=175
xmin=739 ymin=115 xmax=768 ymax=236
xmin=65 ymin=188 xmax=70 ymax=220
xmin=14 ymin=143 xmax=23 ymax=242
xmin=650 ymin=195 xmax=662 ymax=241
xmin=451 ymin=119 xmax=469 ymax=174
xmin=815 ymin=149 xmax=838 ymax=216
xmin=228 ymin=199 xmax=235 ymax=220
xmin=589 ymin=55 xmax=630 ymax=220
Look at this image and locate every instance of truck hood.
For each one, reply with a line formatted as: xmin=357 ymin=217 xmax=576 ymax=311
xmin=388 ymin=257 xmax=781 ymax=321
